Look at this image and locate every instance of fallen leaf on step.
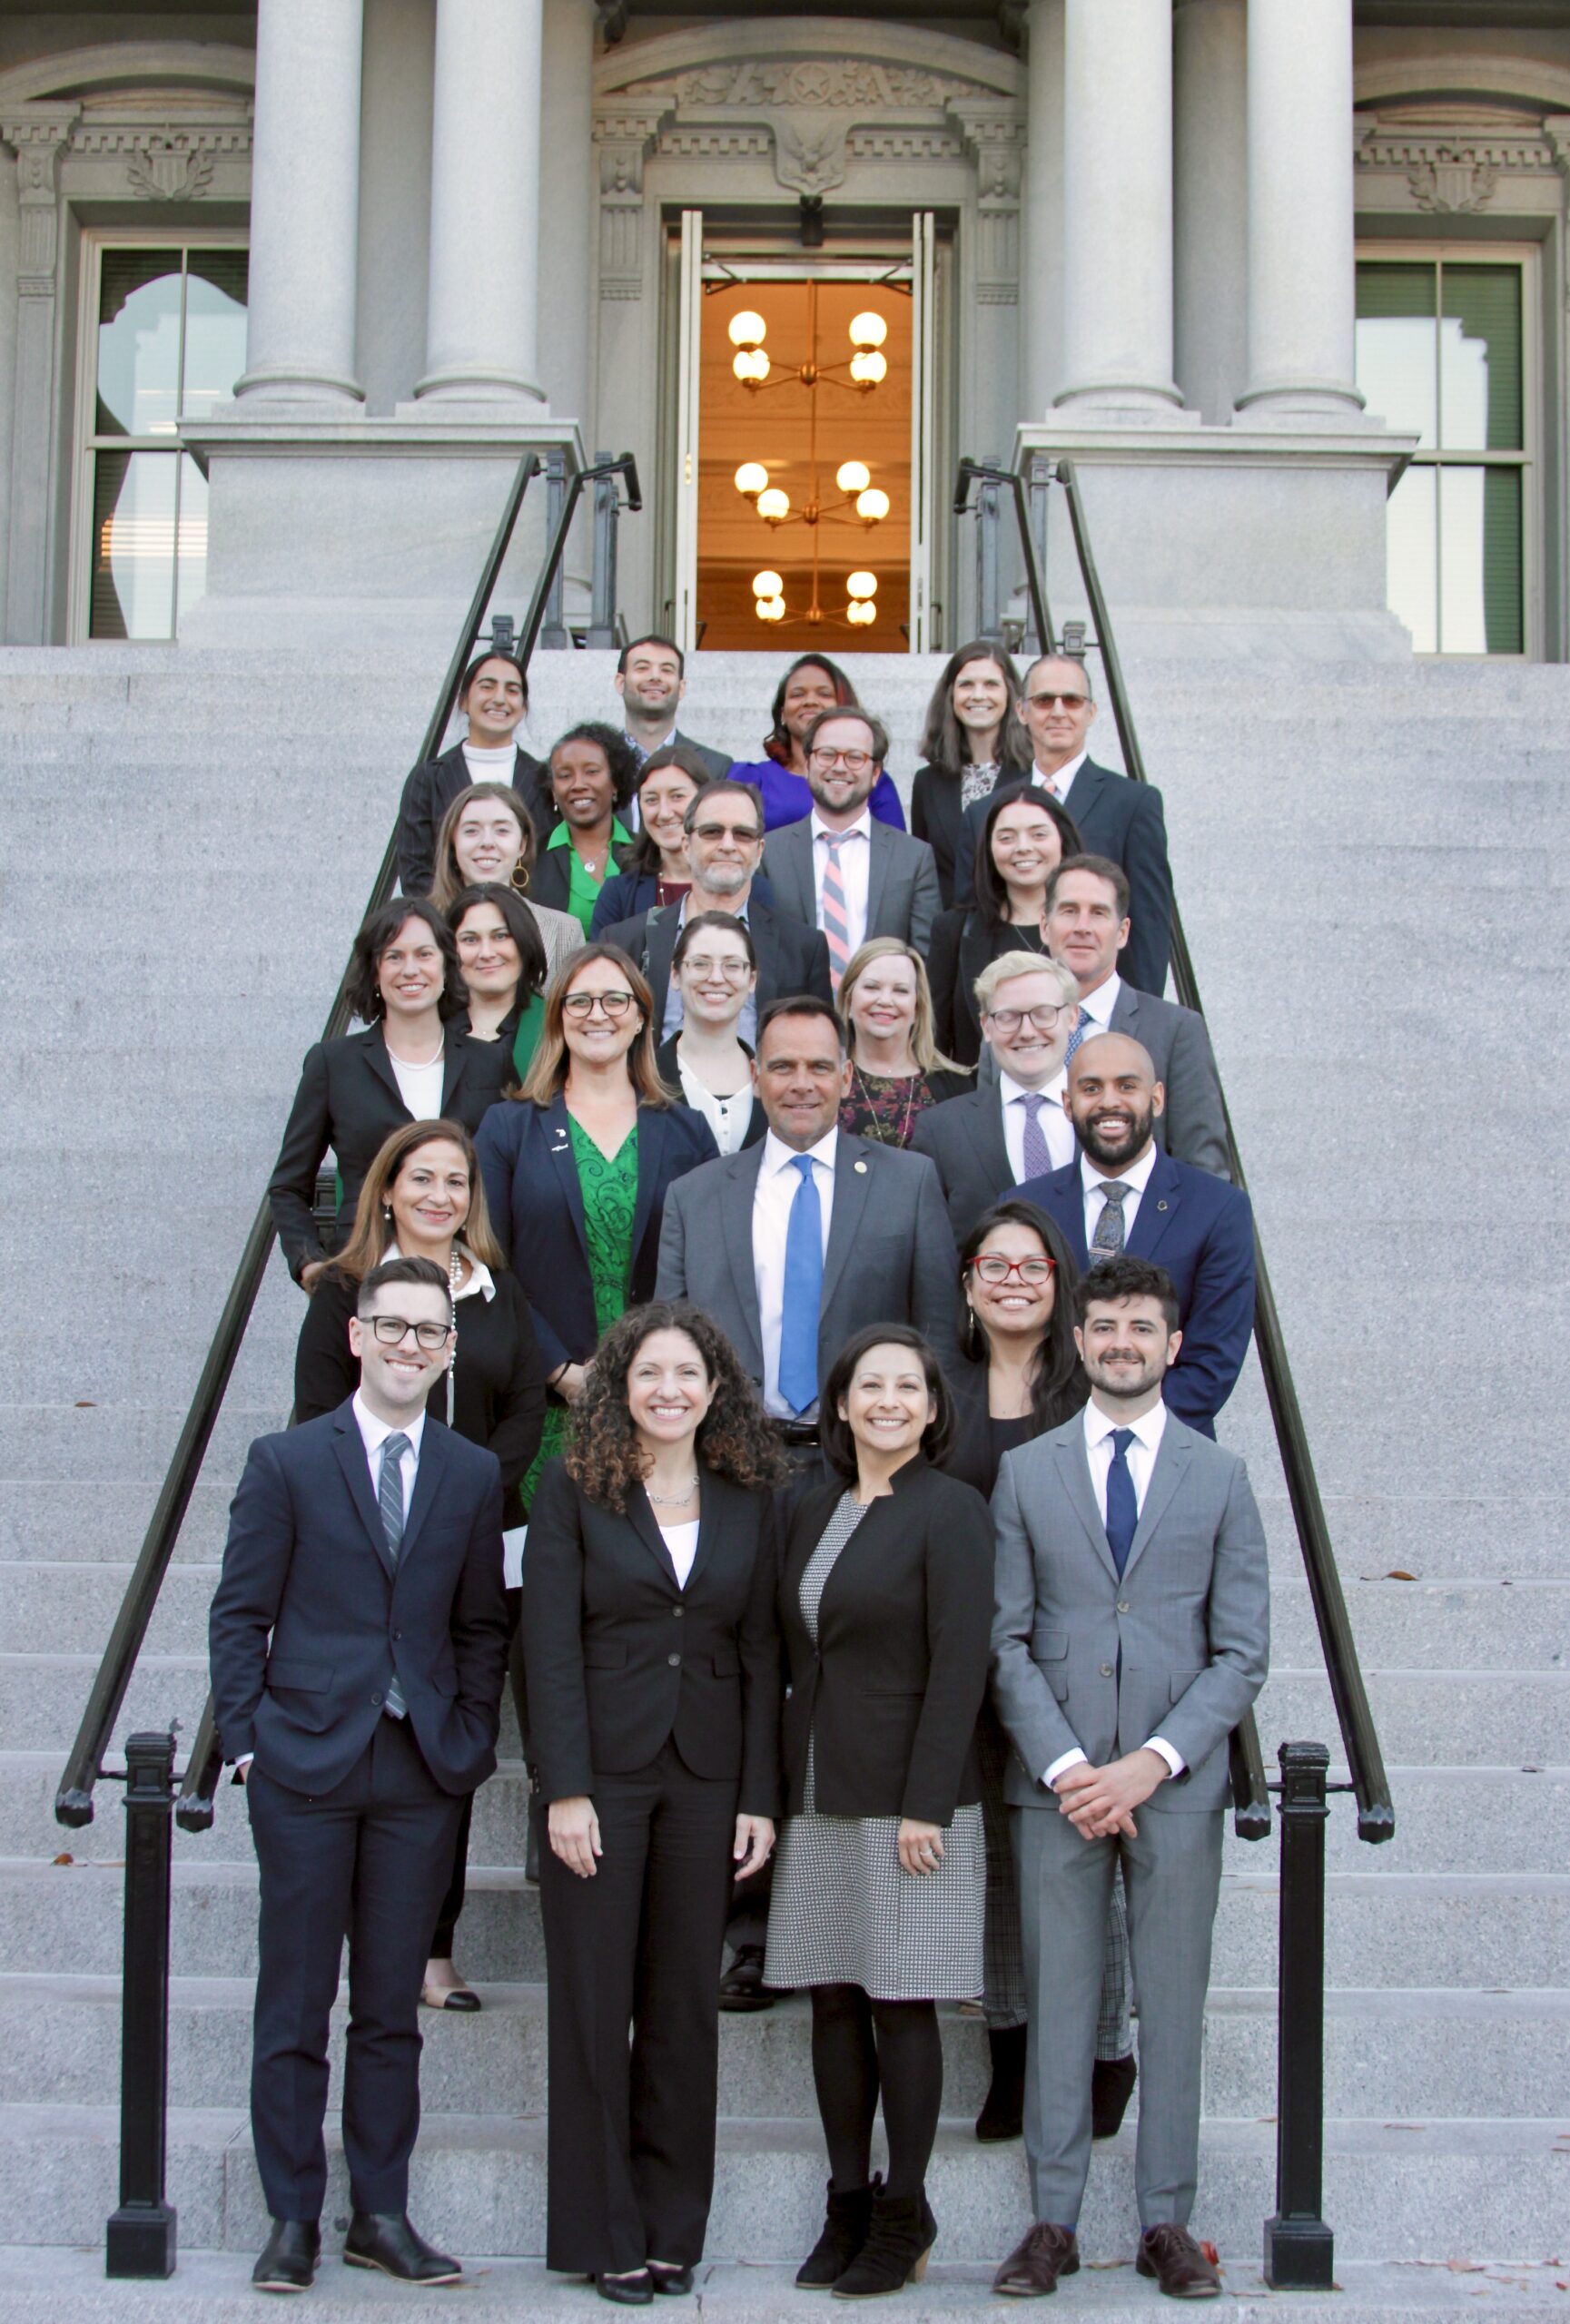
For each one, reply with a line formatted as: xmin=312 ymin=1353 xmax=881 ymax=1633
xmin=74 ymin=1400 xmax=96 ymax=1408
xmin=1200 ymin=2242 xmax=1220 ymax=2268
xmin=1384 ymin=1569 xmax=1417 ymax=1581
xmin=1447 ymin=2259 xmax=1485 ymax=2272
xmin=52 ymin=1852 xmax=73 ymax=1866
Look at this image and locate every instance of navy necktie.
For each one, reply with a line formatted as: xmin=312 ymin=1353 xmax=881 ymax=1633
xmin=1105 ymin=1427 xmax=1138 ymax=1578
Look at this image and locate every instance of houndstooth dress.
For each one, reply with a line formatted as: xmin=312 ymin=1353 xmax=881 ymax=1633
xmin=764 ymin=1492 xmax=986 ymax=2002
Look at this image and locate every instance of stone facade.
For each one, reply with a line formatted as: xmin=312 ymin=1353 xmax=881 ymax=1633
xmin=0 ymin=4 xmax=1566 ymax=653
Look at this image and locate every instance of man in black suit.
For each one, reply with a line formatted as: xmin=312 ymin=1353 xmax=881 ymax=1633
xmin=911 ymin=950 xmax=1081 ymax=1242
xmin=1046 ymin=856 xmax=1229 ymax=1177
xmin=615 ymin=633 xmax=732 ymax=783
xmin=601 ymin=780 xmax=832 ymax=1042
xmin=953 ymin=656 xmax=1172 ymax=996
xmin=210 ymin=1257 xmax=509 ymax=2292
xmin=396 ymin=650 xmax=548 ymax=894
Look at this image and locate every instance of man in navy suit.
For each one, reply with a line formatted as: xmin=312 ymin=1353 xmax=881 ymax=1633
xmin=1007 ymin=1034 xmax=1254 ymax=1433
xmin=210 ymin=1256 xmax=509 ymax=2292
xmin=952 ymin=656 xmax=1172 ymax=997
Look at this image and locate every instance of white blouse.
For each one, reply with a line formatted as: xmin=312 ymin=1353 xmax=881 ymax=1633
xmin=658 ymin=1518 xmax=701 ymax=1589
xmin=676 ymin=1052 xmax=755 ymax=1158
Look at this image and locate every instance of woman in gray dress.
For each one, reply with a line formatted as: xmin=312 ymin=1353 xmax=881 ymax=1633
xmin=765 ymin=1325 xmax=993 ymax=2299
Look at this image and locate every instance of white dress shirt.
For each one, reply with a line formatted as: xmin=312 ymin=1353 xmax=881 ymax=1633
xmin=1081 ymin=1137 xmax=1158 ymax=1253
xmin=811 ymin=811 xmax=874 ymax=956
xmin=1076 ymin=970 xmax=1121 ymax=1036
xmin=999 ymin=1067 xmax=1076 ymax=1182
xmin=658 ymin=1517 xmax=701 ymax=1589
xmin=1033 ymin=747 xmax=1089 ymax=805
xmin=1043 ymin=1397 xmax=1182 ymax=1789
xmin=753 ymin=1128 xmax=837 ymax=1418
xmin=385 ymin=1045 xmax=445 ymax=1122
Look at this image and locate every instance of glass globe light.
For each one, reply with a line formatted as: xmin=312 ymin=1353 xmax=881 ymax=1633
xmin=734 ymin=349 xmax=771 ymax=385
xmin=752 ymin=569 xmax=784 ymax=599
xmin=756 ymin=487 xmax=791 ymax=523
xmin=735 ymin=462 xmax=768 ymax=498
xmin=834 ymin=460 xmax=871 ymax=495
xmin=854 ymin=487 xmax=890 ymax=523
xmin=846 ymin=599 xmax=876 ymax=627
xmin=846 ymin=571 xmax=877 ymax=600
xmin=849 ymin=310 xmax=888 ymax=350
xmin=755 ymin=595 xmax=786 ymax=623
xmin=849 ymin=350 xmax=889 ymax=387
xmin=728 ymin=310 xmax=766 ymax=350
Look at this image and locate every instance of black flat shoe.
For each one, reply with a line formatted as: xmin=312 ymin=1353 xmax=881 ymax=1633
xmin=342 ymin=2211 xmax=463 ymax=2284
xmin=648 ymin=2264 xmax=695 ymax=2295
xmin=593 ymin=2270 xmax=654 ymax=2304
xmin=252 ymin=2217 xmax=320 ymax=2292
xmin=716 ymin=1944 xmax=775 ymax=2013
xmin=1091 ymin=2051 xmax=1138 ymax=2139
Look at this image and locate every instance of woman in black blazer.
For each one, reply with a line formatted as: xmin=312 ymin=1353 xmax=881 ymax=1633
xmin=765 ymin=1325 xmax=992 ymax=2299
xmin=927 ymin=787 xmax=1081 ymax=1067
xmin=910 ymin=642 xmax=1033 ymax=908
xmin=294 ymin=1118 xmax=548 ymax=2014
xmin=526 ymin=724 xmax=641 ymax=932
xmin=394 ymin=647 xmax=550 ymax=894
xmin=268 ymin=898 xmax=515 ymax=1287
xmin=524 ymin=1300 xmax=785 ymax=2299
xmin=474 ymin=944 xmax=716 ymax=1505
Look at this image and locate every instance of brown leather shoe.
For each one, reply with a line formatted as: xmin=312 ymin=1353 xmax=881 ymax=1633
xmin=992 ymin=2221 xmax=1081 ymax=2297
xmin=1135 ymin=2225 xmax=1222 ymax=2298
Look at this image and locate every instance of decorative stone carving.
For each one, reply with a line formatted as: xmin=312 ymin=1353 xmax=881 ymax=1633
xmin=1407 ymin=154 xmax=1497 ymax=213
xmin=1 ymin=106 xmax=79 ymax=288
xmin=771 ymin=109 xmax=849 ymax=197
xmin=951 ymin=99 xmax=1025 ymax=306
xmin=594 ymin=109 xmax=664 ymax=300
xmin=124 ymin=136 xmax=218 ymax=201
xmin=1356 ymin=120 xmax=1560 ymax=209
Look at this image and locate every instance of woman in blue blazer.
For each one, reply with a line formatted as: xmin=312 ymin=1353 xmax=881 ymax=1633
xmin=474 ymin=943 xmax=717 ymax=1502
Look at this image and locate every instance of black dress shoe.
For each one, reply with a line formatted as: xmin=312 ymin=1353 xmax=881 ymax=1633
xmin=342 ymin=2211 xmax=463 ymax=2284
xmin=593 ymin=2270 xmax=654 ymax=2304
xmin=716 ymin=1944 xmax=775 ymax=2013
xmin=1091 ymin=2052 xmax=1138 ymax=2139
xmin=648 ymin=2263 xmax=695 ymax=2295
xmin=252 ymin=2217 xmax=320 ymax=2292
xmin=1135 ymin=2224 xmax=1222 ymax=2299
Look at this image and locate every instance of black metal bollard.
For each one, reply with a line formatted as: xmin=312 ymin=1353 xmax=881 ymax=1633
xmin=540 ymin=448 xmax=570 ymax=649
xmin=587 ymin=450 xmax=621 ymax=648
xmin=106 ymin=1731 xmax=178 ymax=2279
xmin=1263 ymin=1740 xmax=1334 ymax=2290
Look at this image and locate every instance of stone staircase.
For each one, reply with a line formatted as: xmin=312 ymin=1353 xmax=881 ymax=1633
xmin=0 ymin=645 xmax=1565 ymax=2276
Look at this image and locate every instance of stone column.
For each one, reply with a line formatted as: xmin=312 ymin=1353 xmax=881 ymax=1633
xmin=1020 ymin=0 xmax=1065 ymax=417
xmin=1173 ymin=0 xmax=1248 ymax=424
xmin=1238 ymin=0 xmax=1364 ymax=417
xmin=1055 ymin=0 xmax=1180 ymax=411
xmin=1 ymin=106 xmax=78 ymax=638
xmin=418 ymin=0 xmax=546 ymax=404
xmin=237 ymin=0 xmax=364 ymax=403
xmin=537 ymin=0 xmax=595 ymax=425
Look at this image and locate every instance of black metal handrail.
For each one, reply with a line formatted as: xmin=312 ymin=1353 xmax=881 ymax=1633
xmin=55 ymin=448 xmax=642 ymax=1832
xmin=954 ymin=452 xmax=1395 ymax=1849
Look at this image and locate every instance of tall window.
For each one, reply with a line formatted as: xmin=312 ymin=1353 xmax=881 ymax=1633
xmin=1355 ymin=253 xmax=1530 ymax=655
xmin=74 ymin=239 xmax=249 ymax=641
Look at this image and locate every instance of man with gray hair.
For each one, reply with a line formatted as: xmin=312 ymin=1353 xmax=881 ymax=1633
xmin=911 ymin=951 xmax=1082 ymax=1243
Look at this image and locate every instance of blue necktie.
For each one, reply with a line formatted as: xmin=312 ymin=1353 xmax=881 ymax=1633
xmin=778 ymin=1154 xmax=824 ymax=1415
xmin=1105 ymin=1428 xmax=1137 ymax=1578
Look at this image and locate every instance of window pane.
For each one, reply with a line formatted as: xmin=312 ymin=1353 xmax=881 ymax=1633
xmin=1386 ymin=462 xmax=1437 ymax=653
xmin=95 ymin=252 xmax=183 ymax=438
xmin=175 ymin=454 xmax=209 ymax=625
xmin=1438 ymin=465 xmax=1522 ymax=655
xmin=182 ymin=251 xmax=249 ymax=418
xmin=1439 ymin=265 xmax=1522 ymax=451
xmin=1356 ymin=263 xmax=1437 ymax=448
xmin=89 ymin=448 xmax=177 ymax=640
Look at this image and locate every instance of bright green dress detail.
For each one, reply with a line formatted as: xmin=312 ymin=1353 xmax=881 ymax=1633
xmin=546 ymin=817 xmax=633 ymax=936
xmin=521 ymin=1116 xmax=640 ymax=1509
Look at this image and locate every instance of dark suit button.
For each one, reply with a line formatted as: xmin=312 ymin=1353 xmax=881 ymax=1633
xmin=1116 ymin=1601 xmax=1130 ymax=1615
xmin=672 ymin=1606 xmax=683 ymax=1619
xmin=1100 ymin=1664 xmax=1113 ymax=1679
xmin=667 ymin=1653 xmax=681 ymax=1668
xmin=392 ymin=1629 xmax=403 ymax=1641
xmin=370 ymin=1692 xmax=383 ymax=1707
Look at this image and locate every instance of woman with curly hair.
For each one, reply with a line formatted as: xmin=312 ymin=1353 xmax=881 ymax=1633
xmin=726 ymin=655 xmax=905 ymax=832
xmin=527 ymin=724 xmax=642 ymax=934
xmin=522 ymin=1302 xmax=785 ymax=2301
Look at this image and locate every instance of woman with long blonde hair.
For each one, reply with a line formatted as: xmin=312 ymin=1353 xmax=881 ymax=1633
xmin=836 ymin=938 xmax=972 ymax=1148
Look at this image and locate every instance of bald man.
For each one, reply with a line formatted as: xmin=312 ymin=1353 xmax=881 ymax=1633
xmin=1006 ymin=1034 xmax=1254 ymax=1435
xmin=952 ymin=657 xmax=1173 ymax=998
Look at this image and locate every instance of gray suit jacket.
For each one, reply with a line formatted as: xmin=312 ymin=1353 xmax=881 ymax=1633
xmin=909 ymin=1084 xmax=1015 ymax=1244
xmin=1103 ymin=980 xmax=1230 ymax=1180
xmin=762 ymin=817 xmax=942 ymax=961
xmin=989 ymin=1413 xmax=1268 ymax=1814
xmin=656 ymin=1131 xmax=957 ymax=1403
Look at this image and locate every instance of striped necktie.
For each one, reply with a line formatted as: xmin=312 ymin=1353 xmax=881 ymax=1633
xmin=378 ymin=1433 xmax=410 ymax=1719
xmin=819 ymin=833 xmax=851 ymax=992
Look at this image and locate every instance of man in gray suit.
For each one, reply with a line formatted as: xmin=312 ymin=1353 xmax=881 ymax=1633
xmin=990 ymin=1255 xmax=1269 ymax=2299
xmin=1045 ymin=856 xmax=1229 ymax=1178
xmin=911 ymin=951 xmax=1081 ymax=1242
xmin=657 ymin=994 xmax=956 ymax=1430
xmin=761 ymin=709 xmax=941 ymax=978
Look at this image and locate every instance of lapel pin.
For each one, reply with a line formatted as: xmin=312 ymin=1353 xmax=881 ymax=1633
xmin=1156 ymin=1199 xmax=1169 ymax=1211
xmin=854 ymin=1158 xmax=868 ymax=1174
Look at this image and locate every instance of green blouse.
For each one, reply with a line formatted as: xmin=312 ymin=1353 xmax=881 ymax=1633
xmin=546 ymin=817 xmax=633 ymax=937
xmin=521 ymin=1115 xmax=640 ymax=1510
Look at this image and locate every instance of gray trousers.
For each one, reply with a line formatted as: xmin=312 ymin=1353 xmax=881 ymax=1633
xmin=1012 ymin=1802 xmax=1223 ymax=2231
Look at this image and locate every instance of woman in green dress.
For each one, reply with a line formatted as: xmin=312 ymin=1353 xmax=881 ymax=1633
xmin=474 ymin=944 xmax=719 ymax=1503
xmin=528 ymin=727 xmax=641 ymax=938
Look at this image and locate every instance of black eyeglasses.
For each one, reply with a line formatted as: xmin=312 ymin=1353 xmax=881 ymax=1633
xmin=366 ymin=1315 xmax=453 ymax=1350
xmin=985 ymin=1002 xmax=1071 ymax=1032
xmin=562 ymin=990 xmax=637 ymax=1019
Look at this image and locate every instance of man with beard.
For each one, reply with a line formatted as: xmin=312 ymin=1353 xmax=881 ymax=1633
xmin=600 ymin=779 xmax=831 ymax=1042
xmin=613 ymin=633 xmax=731 ymax=784
xmin=760 ymin=708 xmax=941 ymax=980
xmin=988 ymin=1253 xmax=1269 ymax=2299
xmin=1005 ymin=1034 xmax=1253 ymax=1434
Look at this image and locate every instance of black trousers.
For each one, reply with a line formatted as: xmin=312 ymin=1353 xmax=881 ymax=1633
xmin=536 ymin=1741 xmax=737 ymax=2274
xmin=246 ymin=1715 xmax=465 ymax=2221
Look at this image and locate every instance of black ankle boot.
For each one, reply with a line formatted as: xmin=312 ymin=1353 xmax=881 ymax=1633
xmin=830 ymin=2186 xmax=935 ymax=2299
xmin=976 ymin=2023 xmax=1027 ymax=2142
xmin=796 ymin=2178 xmax=878 ymax=2290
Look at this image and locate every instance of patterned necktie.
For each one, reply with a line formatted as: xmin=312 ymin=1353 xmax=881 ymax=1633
xmin=1064 ymin=1009 xmax=1086 ymax=1065
xmin=378 ymin=1433 xmax=410 ymax=1718
xmin=1105 ymin=1428 xmax=1138 ymax=1577
xmin=819 ymin=833 xmax=851 ymax=992
xmin=1091 ymin=1179 xmax=1131 ymax=1258
xmin=1019 ymin=1092 xmax=1052 ymax=1182
xmin=778 ymin=1154 xmax=824 ymax=1415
